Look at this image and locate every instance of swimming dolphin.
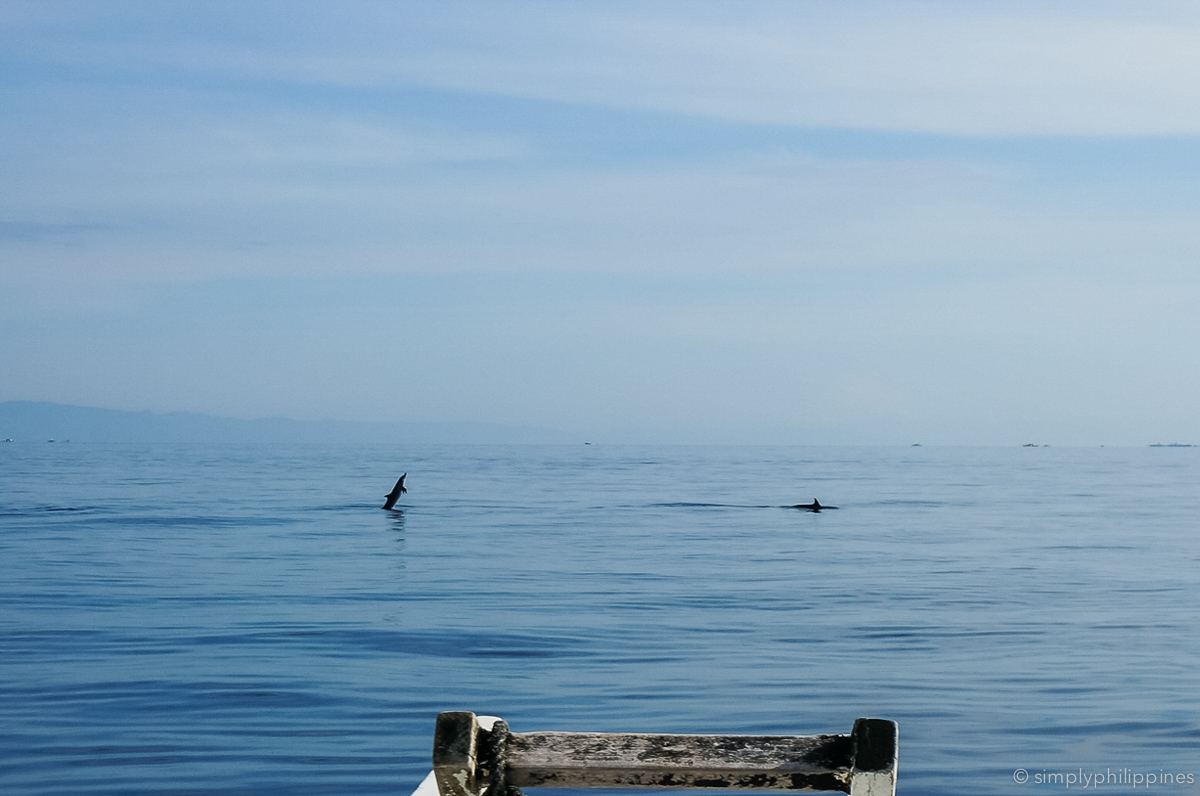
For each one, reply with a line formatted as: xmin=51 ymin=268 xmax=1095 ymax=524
xmin=383 ymin=473 xmax=407 ymax=510
xmin=790 ymin=499 xmax=836 ymax=511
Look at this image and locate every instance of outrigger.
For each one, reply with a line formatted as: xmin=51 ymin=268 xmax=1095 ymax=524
xmin=410 ymin=711 xmax=897 ymax=796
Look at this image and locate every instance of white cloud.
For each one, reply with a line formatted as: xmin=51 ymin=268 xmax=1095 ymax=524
xmin=6 ymin=139 xmax=1200 ymax=308
xmin=371 ymin=2 xmax=1200 ymax=135
xmin=11 ymin=1 xmax=1200 ymax=135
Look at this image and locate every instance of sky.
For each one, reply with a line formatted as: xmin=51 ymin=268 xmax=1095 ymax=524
xmin=2 ymin=0 xmax=1200 ymax=445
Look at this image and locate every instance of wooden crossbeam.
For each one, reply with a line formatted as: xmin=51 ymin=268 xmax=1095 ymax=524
xmin=427 ymin=712 xmax=897 ymax=796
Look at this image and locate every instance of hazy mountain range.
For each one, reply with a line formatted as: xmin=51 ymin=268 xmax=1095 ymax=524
xmin=0 ymin=401 xmax=575 ymax=444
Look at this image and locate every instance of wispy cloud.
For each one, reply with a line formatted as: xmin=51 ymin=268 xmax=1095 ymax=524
xmin=9 ymin=1 xmax=1200 ymax=135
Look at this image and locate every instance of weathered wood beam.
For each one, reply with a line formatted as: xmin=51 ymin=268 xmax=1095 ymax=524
xmin=430 ymin=713 xmax=897 ymax=796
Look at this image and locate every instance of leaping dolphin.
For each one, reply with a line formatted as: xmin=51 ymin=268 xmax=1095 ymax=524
xmin=383 ymin=473 xmax=407 ymax=510
xmin=790 ymin=499 xmax=836 ymax=512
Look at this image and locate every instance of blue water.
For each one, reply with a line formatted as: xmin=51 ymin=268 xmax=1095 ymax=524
xmin=2 ymin=444 xmax=1199 ymax=796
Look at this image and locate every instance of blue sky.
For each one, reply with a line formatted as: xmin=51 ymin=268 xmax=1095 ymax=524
xmin=3 ymin=1 xmax=1199 ymax=444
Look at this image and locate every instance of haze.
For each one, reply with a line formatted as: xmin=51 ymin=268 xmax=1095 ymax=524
xmin=3 ymin=1 xmax=1199 ymax=445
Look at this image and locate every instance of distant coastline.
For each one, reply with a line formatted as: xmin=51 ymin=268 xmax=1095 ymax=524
xmin=0 ymin=401 xmax=574 ymax=445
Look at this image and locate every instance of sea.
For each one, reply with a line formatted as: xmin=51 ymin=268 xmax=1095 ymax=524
xmin=2 ymin=443 xmax=1199 ymax=796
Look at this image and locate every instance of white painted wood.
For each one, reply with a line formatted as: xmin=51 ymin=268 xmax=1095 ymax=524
xmin=850 ymin=769 xmax=896 ymax=796
xmin=413 ymin=771 xmax=439 ymax=796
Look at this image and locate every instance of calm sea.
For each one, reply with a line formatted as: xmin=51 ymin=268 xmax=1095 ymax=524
xmin=2 ymin=443 xmax=1199 ymax=796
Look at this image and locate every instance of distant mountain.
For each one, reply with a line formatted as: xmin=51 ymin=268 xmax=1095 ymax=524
xmin=0 ymin=401 xmax=575 ymax=444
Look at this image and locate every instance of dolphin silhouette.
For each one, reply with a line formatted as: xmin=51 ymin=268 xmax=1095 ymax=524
xmin=790 ymin=499 xmax=836 ymax=512
xmin=383 ymin=473 xmax=407 ymax=510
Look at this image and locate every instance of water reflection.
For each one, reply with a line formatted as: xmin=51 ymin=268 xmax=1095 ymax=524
xmin=387 ymin=507 xmax=406 ymax=538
